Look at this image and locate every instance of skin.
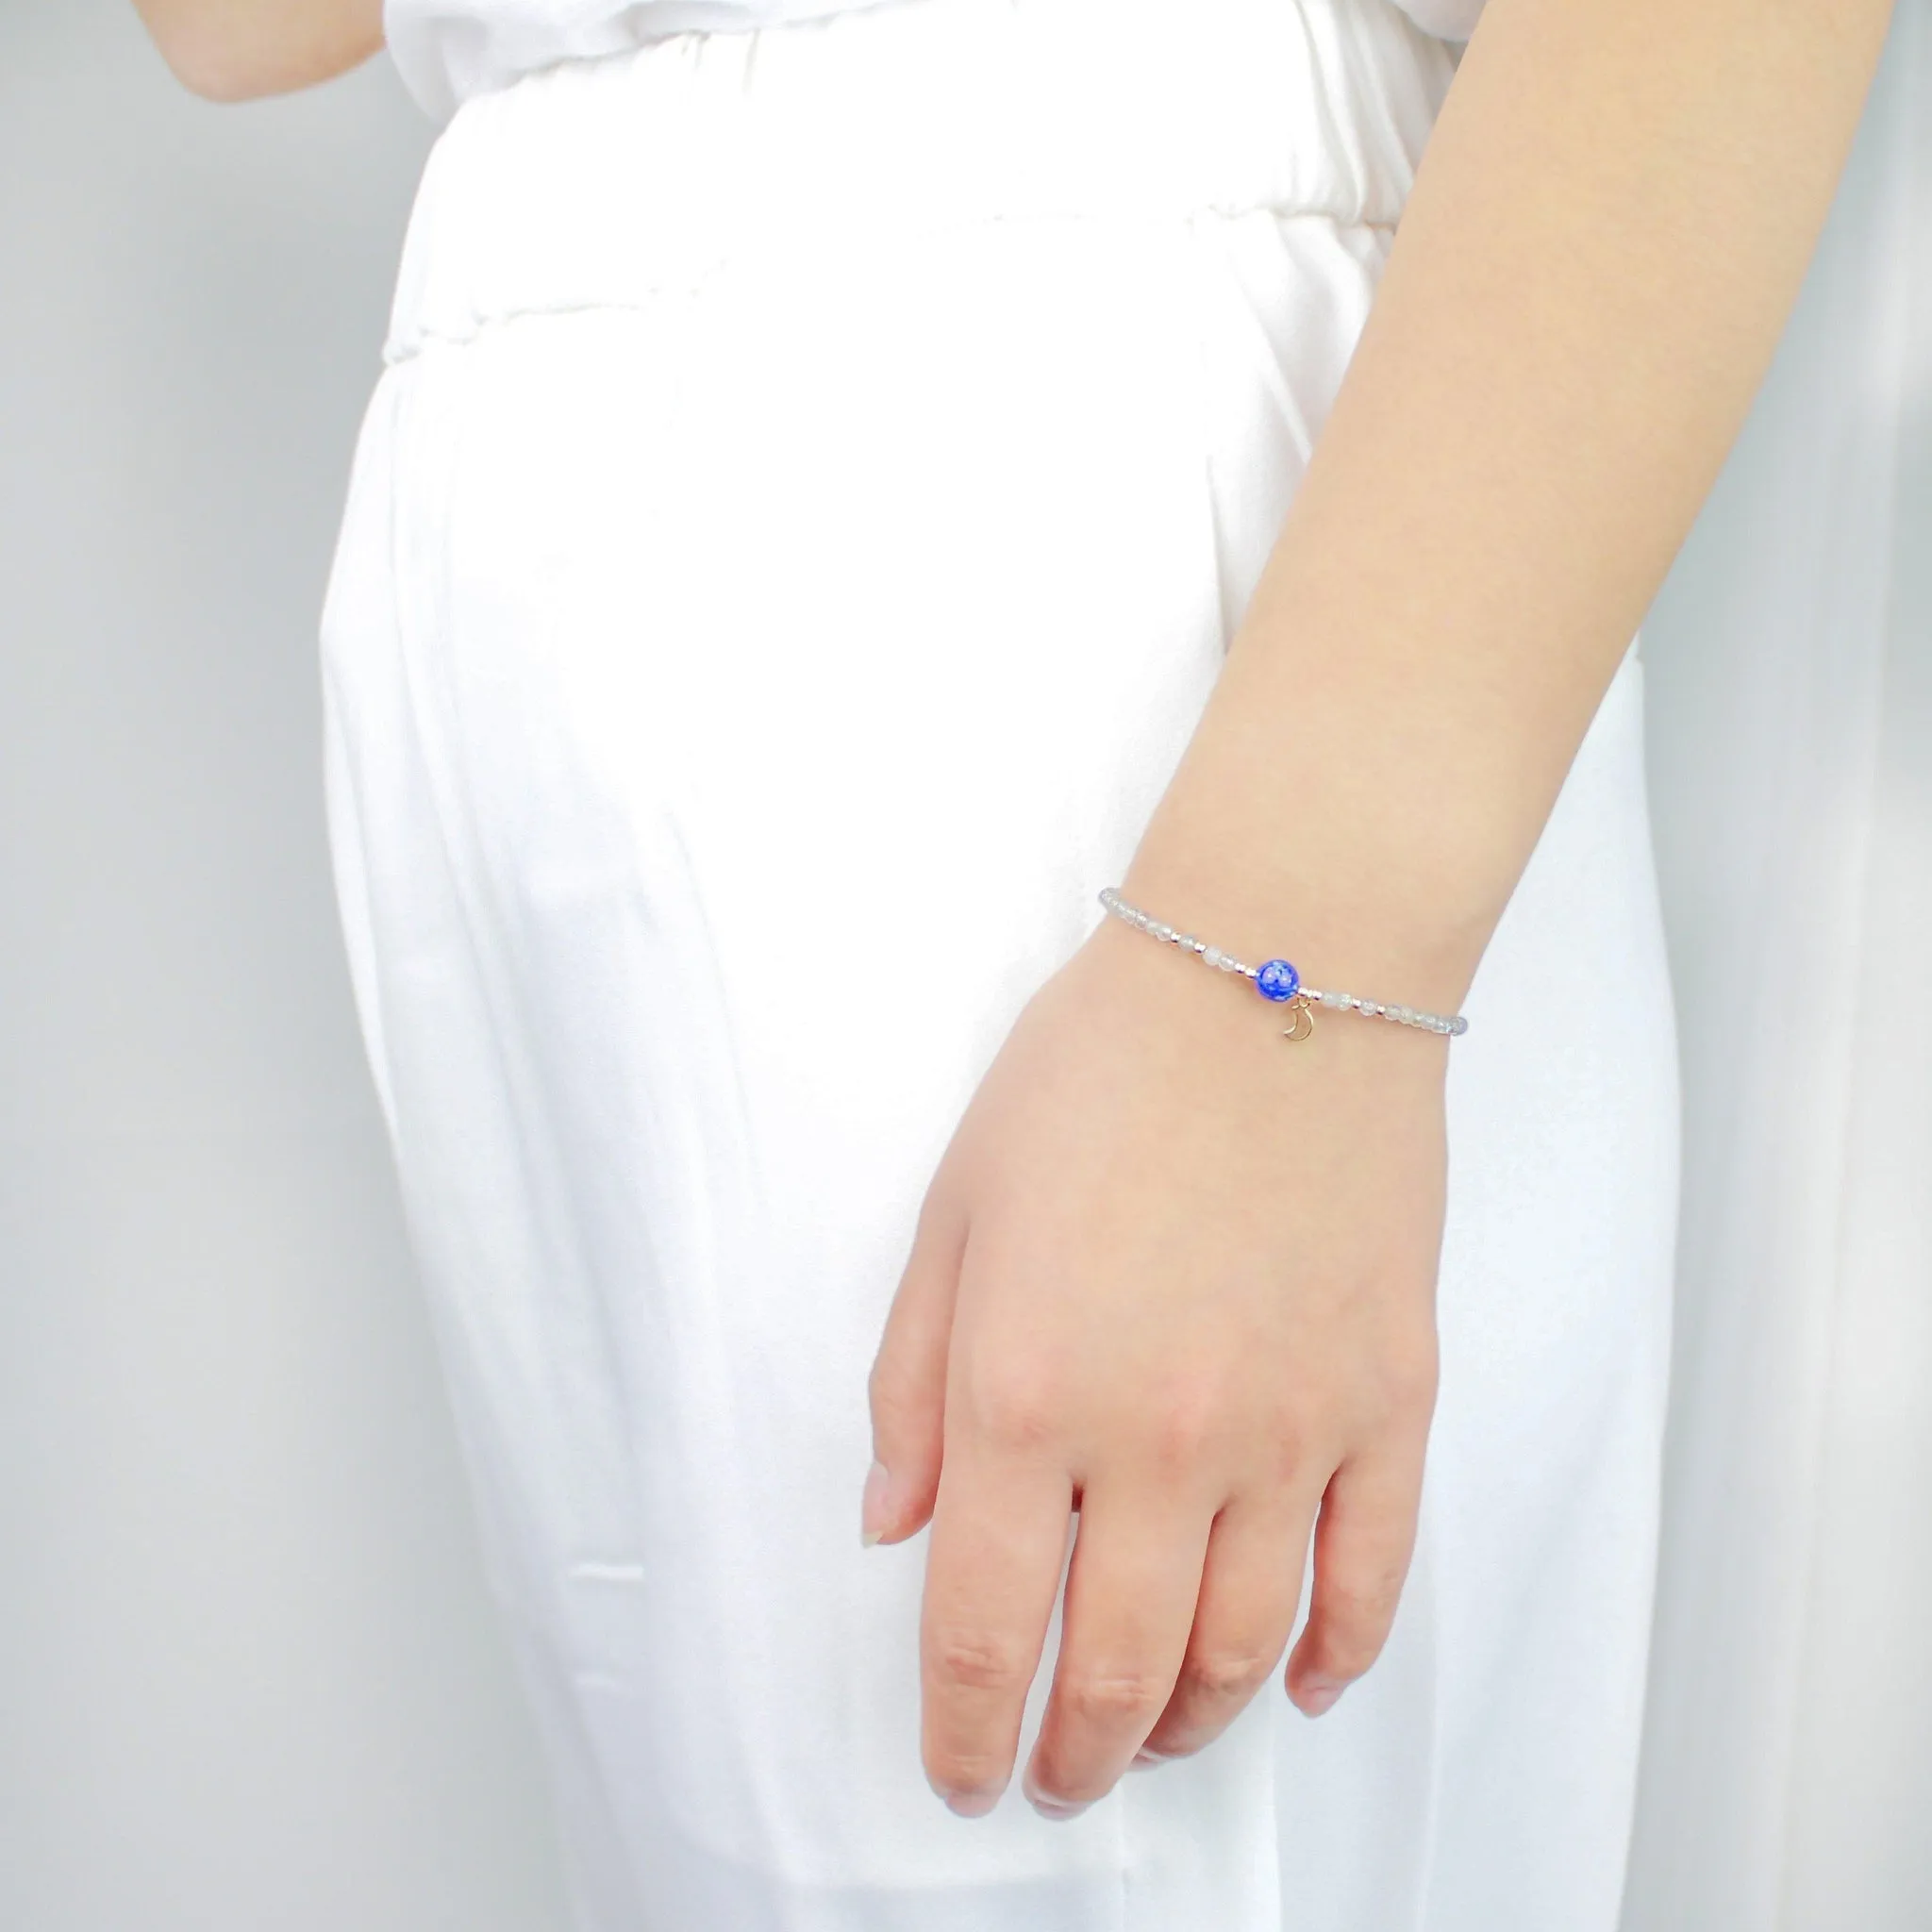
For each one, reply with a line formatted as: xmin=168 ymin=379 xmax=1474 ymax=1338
xmin=133 ymin=0 xmax=381 ymax=98
xmin=140 ymin=0 xmax=1897 ymax=1823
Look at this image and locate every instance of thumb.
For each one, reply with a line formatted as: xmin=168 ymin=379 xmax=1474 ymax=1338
xmin=863 ymin=1182 xmax=966 ymax=1547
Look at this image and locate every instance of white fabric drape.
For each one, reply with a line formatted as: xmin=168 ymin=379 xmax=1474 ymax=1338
xmin=323 ymin=8 xmax=1676 ymax=1924
xmin=1624 ymin=4 xmax=1932 ymax=1925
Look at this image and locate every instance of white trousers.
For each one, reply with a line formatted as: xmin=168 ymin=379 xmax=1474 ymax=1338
xmin=319 ymin=3 xmax=1681 ymax=1925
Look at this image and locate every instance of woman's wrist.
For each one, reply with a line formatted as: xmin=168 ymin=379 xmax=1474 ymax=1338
xmin=1118 ymin=634 xmax=1516 ymax=1024
xmin=1093 ymin=886 xmax=1470 ymax=1043
xmin=1117 ymin=840 xmax=1489 ymax=1027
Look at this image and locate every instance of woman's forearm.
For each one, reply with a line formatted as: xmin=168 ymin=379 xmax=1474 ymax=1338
xmin=1126 ymin=0 xmax=1894 ymax=1011
xmin=133 ymin=0 xmax=382 ymax=100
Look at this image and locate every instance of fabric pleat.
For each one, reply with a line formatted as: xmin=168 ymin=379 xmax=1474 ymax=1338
xmin=1624 ymin=8 xmax=1932 ymax=1926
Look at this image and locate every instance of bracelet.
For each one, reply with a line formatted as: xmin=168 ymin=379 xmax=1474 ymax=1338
xmin=1097 ymin=887 xmax=1468 ymax=1043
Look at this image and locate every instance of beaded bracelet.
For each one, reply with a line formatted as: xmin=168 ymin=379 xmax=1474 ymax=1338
xmin=1097 ymin=887 xmax=1468 ymax=1043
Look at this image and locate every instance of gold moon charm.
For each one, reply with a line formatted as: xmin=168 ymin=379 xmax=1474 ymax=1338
xmin=1281 ymin=996 xmax=1315 ymax=1043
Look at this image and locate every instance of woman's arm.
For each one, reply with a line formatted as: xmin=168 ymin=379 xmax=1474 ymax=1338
xmin=132 ymin=0 xmax=383 ymax=101
xmin=865 ymin=0 xmax=1897 ymax=1822
xmin=1129 ymin=0 xmax=1897 ymax=998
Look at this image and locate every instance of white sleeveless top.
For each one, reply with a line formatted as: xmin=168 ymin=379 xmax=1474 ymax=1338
xmin=385 ymin=0 xmax=1488 ymax=123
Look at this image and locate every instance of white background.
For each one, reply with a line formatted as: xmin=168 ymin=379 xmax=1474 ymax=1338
xmin=0 ymin=7 xmax=572 ymax=1926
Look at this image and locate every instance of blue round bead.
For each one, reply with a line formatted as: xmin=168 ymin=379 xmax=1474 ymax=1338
xmin=1255 ymin=958 xmax=1301 ymax=1002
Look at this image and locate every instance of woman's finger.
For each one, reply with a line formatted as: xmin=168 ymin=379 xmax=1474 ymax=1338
xmin=1022 ymin=1481 xmax=1211 ymax=1814
xmin=1283 ymin=1434 xmax=1427 ymax=1717
xmin=919 ymin=1436 xmax=1072 ymax=1817
xmin=863 ymin=1185 xmax=967 ymax=1545
xmin=1136 ymin=1486 xmax=1319 ymax=1765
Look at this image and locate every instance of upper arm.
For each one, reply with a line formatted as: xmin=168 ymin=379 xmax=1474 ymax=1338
xmin=132 ymin=0 xmax=386 ymax=102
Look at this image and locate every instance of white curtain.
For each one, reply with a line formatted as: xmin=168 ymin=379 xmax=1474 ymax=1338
xmin=1624 ymin=3 xmax=1932 ymax=1925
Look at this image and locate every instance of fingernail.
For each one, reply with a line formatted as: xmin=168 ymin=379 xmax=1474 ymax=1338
xmin=1127 ymin=1749 xmax=1169 ymax=1772
xmin=1022 ymin=1770 xmax=1090 ymax=1820
xmin=860 ymin=1459 xmax=891 ymax=1547
xmin=1297 ymin=1676 xmax=1346 ymax=1717
xmin=1027 ymin=1793 xmax=1090 ymax=1821
xmin=941 ymin=1787 xmax=1002 ymax=1819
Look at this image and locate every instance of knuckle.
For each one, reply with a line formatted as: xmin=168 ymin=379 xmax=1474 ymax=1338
xmin=868 ymin=1332 xmax=944 ymax=1430
xmin=1337 ymin=1550 xmax=1413 ymax=1622
xmin=928 ymin=1629 xmax=1030 ymax=1697
xmin=1262 ymin=1413 xmax=1320 ymax=1487
xmin=867 ymin=1356 xmax=922 ymax=1430
xmin=1058 ymin=1667 xmax=1170 ymax=1729
xmin=1311 ymin=1585 xmax=1404 ymax=1678
xmin=960 ymin=1363 xmax=1062 ymax=1457
xmin=1143 ymin=1378 xmax=1224 ymax=1474
xmin=1176 ymin=1648 xmax=1276 ymax=1706
xmin=1379 ymin=1335 xmax=1441 ymax=1418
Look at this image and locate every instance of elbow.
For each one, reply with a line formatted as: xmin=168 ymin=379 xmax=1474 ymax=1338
xmin=139 ymin=8 xmax=384 ymax=103
xmin=160 ymin=43 xmax=275 ymax=103
xmin=144 ymin=26 xmax=287 ymax=102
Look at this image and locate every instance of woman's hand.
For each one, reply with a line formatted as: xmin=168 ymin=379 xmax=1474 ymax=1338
xmin=861 ymin=905 xmax=1448 ymax=1819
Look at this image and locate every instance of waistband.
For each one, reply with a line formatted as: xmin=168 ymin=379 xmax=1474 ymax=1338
xmin=383 ymin=0 xmax=1458 ymax=364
